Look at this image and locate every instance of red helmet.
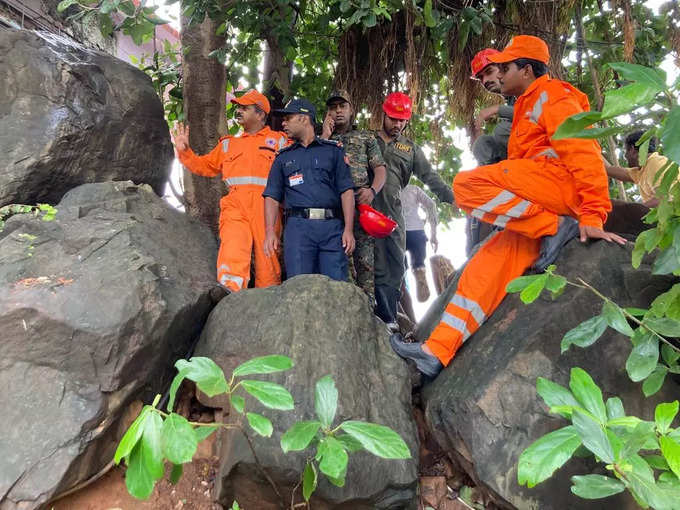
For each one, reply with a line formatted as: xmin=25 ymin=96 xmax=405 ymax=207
xmin=382 ymin=92 xmax=412 ymax=120
xmin=470 ymin=48 xmax=501 ymax=79
xmin=358 ymin=204 xmax=397 ymax=238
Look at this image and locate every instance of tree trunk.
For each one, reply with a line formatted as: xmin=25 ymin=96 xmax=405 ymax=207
xmin=180 ymin=13 xmax=227 ymax=233
xmin=262 ymin=34 xmax=293 ymax=131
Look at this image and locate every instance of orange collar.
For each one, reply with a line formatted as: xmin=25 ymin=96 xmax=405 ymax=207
xmin=519 ymin=74 xmax=550 ymax=99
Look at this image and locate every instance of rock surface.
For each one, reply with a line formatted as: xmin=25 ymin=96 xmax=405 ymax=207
xmin=422 ymin=239 xmax=678 ymax=509
xmin=0 ymin=181 xmax=216 ymax=509
xmin=194 ymin=275 xmax=419 ymax=509
xmin=0 ymin=30 xmax=173 ymax=207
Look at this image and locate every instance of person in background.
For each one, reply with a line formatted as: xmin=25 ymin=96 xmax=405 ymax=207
xmin=605 ymin=131 xmax=672 ymax=208
xmin=401 ymin=183 xmax=438 ymax=302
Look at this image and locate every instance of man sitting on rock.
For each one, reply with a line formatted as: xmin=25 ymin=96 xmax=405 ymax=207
xmin=390 ymin=35 xmax=626 ymax=378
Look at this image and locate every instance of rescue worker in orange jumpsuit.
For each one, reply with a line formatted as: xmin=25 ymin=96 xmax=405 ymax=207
xmin=390 ymin=35 xmax=627 ymax=378
xmin=171 ymin=89 xmax=287 ymax=293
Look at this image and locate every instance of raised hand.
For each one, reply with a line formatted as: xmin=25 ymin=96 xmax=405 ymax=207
xmin=171 ymin=123 xmax=190 ymax=152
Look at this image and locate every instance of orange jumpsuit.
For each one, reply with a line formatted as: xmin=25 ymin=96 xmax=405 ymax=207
xmin=426 ymin=74 xmax=612 ymax=366
xmin=178 ymin=126 xmax=287 ymax=292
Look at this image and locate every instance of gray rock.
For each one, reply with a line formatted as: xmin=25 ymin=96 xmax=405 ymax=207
xmin=0 ymin=181 xmax=217 ymax=509
xmin=194 ymin=275 xmax=419 ymax=509
xmin=422 ymin=239 xmax=679 ymax=509
xmin=0 ymin=29 xmax=173 ymax=207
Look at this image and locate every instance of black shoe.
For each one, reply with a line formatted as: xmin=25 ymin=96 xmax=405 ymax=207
xmin=209 ymin=285 xmax=230 ymax=304
xmin=532 ymin=216 xmax=579 ymax=272
xmin=389 ymin=333 xmax=443 ymax=378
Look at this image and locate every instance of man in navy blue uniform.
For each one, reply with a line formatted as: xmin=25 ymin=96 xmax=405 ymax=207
xmin=263 ymin=99 xmax=356 ymax=281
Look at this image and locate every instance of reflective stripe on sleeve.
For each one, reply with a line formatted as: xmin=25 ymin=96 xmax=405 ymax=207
xmin=449 ymin=294 xmax=486 ymax=326
xmin=222 ymin=139 xmax=230 ymax=153
xmin=530 ymin=91 xmax=549 ymax=123
xmin=224 ymin=176 xmax=269 ymax=186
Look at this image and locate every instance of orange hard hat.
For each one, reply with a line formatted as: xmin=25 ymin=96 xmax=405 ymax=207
xmin=382 ymin=92 xmax=413 ymax=120
xmin=470 ymin=48 xmax=501 ymax=79
xmin=488 ymin=35 xmax=550 ymax=65
xmin=358 ymin=204 xmax=397 ymax=238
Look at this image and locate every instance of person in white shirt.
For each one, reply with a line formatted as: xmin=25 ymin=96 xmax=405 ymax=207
xmin=400 ymin=183 xmax=438 ymax=301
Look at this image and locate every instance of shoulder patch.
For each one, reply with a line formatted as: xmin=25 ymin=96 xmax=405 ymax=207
xmin=264 ymin=137 xmax=277 ymax=148
xmin=319 ymin=138 xmax=342 ymax=147
xmin=394 ymin=142 xmax=412 ymax=153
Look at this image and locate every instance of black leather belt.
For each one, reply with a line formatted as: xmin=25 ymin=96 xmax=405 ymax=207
xmin=286 ymin=207 xmax=342 ymax=220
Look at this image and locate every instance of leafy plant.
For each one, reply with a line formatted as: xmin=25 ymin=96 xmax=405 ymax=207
xmin=0 ymin=203 xmax=57 ymax=232
xmin=518 ymin=368 xmax=680 ymax=508
xmin=280 ymin=375 xmax=411 ymax=502
xmin=114 ymin=355 xmax=294 ymax=499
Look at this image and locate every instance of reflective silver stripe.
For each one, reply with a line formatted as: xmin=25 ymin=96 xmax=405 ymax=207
xmin=441 ymin=312 xmax=471 ymax=340
xmin=535 ymin=148 xmax=558 ymax=159
xmin=450 ymin=294 xmax=486 ymax=326
xmin=219 ymin=273 xmax=244 ymax=289
xmin=278 ymin=137 xmax=286 ymax=150
xmin=530 ymin=91 xmax=549 ymax=123
xmin=471 ymin=209 xmax=485 ymax=220
xmin=494 ymin=214 xmax=511 ymax=228
xmin=475 ymin=190 xmax=516 ymax=214
xmin=222 ymin=139 xmax=230 ymax=153
xmin=224 ymin=176 xmax=268 ymax=186
xmin=505 ymin=199 xmax=531 ymax=218
xmin=218 ymin=263 xmax=230 ymax=272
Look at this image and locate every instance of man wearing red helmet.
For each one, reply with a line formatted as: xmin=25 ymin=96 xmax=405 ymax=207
xmin=467 ymin=48 xmax=517 ymax=256
xmin=390 ymin=35 xmax=626 ymax=378
xmin=374 ymin=92 xmax=454 ymax=330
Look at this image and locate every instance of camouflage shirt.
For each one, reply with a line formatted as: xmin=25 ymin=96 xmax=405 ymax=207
xmin=330 ymin=129 xmax=386 ymax=189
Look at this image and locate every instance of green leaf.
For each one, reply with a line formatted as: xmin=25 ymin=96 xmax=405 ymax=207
xmin=662 ymin=344 xmax=680 ymax=365
xmin=246 ymin=412 xmax=273 ymax=437
xmin=643 ymin=365 xmax=668 ymax=396
xmin=175 ymin=357 xmax=228 ymax=397
xmin=520 ymin=274 xmax=547 ymax=304
xmin=517 ymin=426 xmax=582 ymax=488
xmin=423 ymin=0 xmax=436 ymax=27
xmin=572 ymin=408 xmax=614 ymax=463
xmin=231 ymin=395 xmax=245 ymax=414
xmin=545 ymin=274 xmax=567 ymax=297
xmin=601 ymin=83 xmax=662 ymax=118
xmin=608 ymin=62 xmax=667 ymax=90
xmin=569 ymin=368 xmax=607 ymax=424
xmin=161 ymin=413 xmax=198 ymax=464
xmin=656 ymin=402 xmax=679 ymax=435
xmin=626 ymin=331 xmax=659 ymax=382
xmin=553 ymin=111 xmax=603 ymax=140
xmin=119 ymin=0 xmax=135 ymax=15
xmin=536 ymin=378 xmax=580 ymax=418
xmin=606 ymin=397 xmax=625 ymax=420
xmin=57 ymin=0 xmax=77 ymax=12
xmin=660 ymin=436 xmax=680 ymax=478
xmin=570 ymin=474 xmax=625 ymax=499
xmin=627 ymin=453 xmax=675 ymax=509
xmin=98 ymin=13 xmax=114 ymax=37
xmin=602 ymin=301 xmax=634 ymax=336
xmin=140 ymin=411 xmax=164 ymax=480
xmin=644 ymin=317 xmax=680 ymax=337
xmin=336 ymin=434 xmax=364 ymax=453
xmin=241 ymin=380 xmax=294 ymax=410
xmin=506 ymin=274 xmax=542 ymax=293
xmin=339 ymin=421 xmax=411 ymax=459
xmin=232 ymin=355 xmax=293 ymax=377
xmin=314 ymin=375 xmax=338 ymax=429
xmin=318 ymin=437 xmax=348 ymax=480
xmin=621 ymin=421 xmax=657 ymax=459
xmin=607 ymin=416 xmax=643 ymax=429
xmin=561 ymin=315 xmax=608 ymax=353
xmin=660 ymin=106 xmax=680 ymax=166
xmin=125 ymin=442 xmax=155 ymax=500
xmin=169 ymin=463 xmax=183 ymax=484
xmin=644 ymin=454 xmax=670 ymax=470
xmin=194 ymin=425 xmax=217 ymax=442
xmin=115 ymin=406 xmax=151 ymax=464
xmin=652 ymin=240 xmax=680 ymax=275
xmin=302 ymin=461 xmax=317 ymax=501
xmin=280 ymin=421 xmax=322 ymax=452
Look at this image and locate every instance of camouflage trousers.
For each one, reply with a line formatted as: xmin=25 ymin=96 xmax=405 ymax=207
xmin=348 ymin=215 xmax=375 ymax=303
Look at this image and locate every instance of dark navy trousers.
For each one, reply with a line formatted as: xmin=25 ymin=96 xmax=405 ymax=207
xmin=284 ymin=217 xmax=348 ymax=281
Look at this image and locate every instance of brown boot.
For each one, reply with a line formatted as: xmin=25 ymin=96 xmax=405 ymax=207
xmin=413 ymin=267 xmax=430 ymax=302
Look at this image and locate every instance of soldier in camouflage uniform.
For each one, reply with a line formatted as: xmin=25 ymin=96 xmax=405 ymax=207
xmin=322 ymin=90 xmax=387 ymax=303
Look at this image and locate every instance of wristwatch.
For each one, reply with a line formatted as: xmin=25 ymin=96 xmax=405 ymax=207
xmin=369 ymin=187 xmax=377 ymax=197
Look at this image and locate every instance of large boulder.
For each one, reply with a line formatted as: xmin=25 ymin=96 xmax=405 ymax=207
xmin=0 ymin=30 xmax=173 ymax=207
xmin=421 ymin=239 xmax=678 ymax=509
xmin=0 ymin=182 xmax=217 ymax=509
xmin=194 ymin=275 xmax=419 ymax=509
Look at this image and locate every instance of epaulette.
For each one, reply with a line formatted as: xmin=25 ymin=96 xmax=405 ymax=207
xmin=276 ymin=143 xmax=297 ymax=155
xmin=318 ymin=137 xmax=342 ymax=148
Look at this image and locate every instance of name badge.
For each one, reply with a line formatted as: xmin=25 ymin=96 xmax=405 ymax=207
xmin=289 ymin=173 xmax=304 ymax=186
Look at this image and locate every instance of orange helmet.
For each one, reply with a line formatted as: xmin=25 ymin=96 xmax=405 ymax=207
xmin=358 ymin=204 xmax=397 ymax=238
xmin=382 ymin=92 xmax=412 ymax=120
xmin=470 ymin=48 xmax=501 ymax=79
